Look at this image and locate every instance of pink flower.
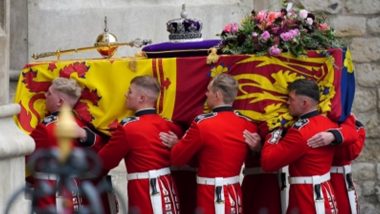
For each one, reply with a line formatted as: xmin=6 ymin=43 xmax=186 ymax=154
xmin=224 ymin=23 xmax=239 ymax=33
xmin=289 ymin=29 xmax=300 ymax=37
xmin=280 ymin=29 xmax=300 ymax=41
xmin=231 ymin=23 xmax=239 ymax=33
xmin=260 ymin=31 xmax=271 ymax=42
xmin=269 ymin=45 xmax=282 ymax=56
xmin=256 ymin=10 xmax=268 ymax=23
xmin=280 ymin=32 xmax=292 ymax=41
xmin=219 ymin=4 xmax=340 ymax=57
xmin=299 ymin=9 xmax=308 ymax=19
xmin=319 ymin=23 xmax=330 ymax=31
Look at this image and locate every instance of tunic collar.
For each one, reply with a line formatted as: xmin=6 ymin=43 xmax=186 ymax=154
xmin=135 ymin=108 xmax=157 ymax=116
xmin=299 ymin=110 xmax=319 ymax=119
xmin=50 ymin=111 xmax=59 ymax=116
xmin=212 ymin=105 xmax=234 ymax=113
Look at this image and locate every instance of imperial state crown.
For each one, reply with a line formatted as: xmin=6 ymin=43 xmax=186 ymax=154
xmin=166 ymin=4 xmax=203 ymax=41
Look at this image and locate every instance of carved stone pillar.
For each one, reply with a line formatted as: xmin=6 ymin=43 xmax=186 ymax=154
xmin=0 ymin=0 xmax=10 ymax=105
xmin=0 ymin=104 xmax=35 ymax=212
xmin=0 ymin=0 xmax=35 ymax=212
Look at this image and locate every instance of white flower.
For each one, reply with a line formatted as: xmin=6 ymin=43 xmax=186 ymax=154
xmin=299 ymin=9 xmax=308 ymax=19
xmin=306 ymin=17 xmax=313 ymax=25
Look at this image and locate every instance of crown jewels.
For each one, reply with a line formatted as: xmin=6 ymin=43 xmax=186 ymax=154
xmin=166 ymin=4 xmax=203 ymax=41
xmin=95 ymin=16 xmax=118 ymax=58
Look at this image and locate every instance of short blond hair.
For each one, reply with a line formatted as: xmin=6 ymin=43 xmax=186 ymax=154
xmin=51 ymin=77 xmax=82 ymax=106
xmin=210 ymin=73 xmax=238 ymax=104
xmin=130 ymin=75 xmax=160 ymax=101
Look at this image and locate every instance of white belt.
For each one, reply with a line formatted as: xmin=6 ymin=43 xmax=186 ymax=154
xmin=289 ymin=172 xmax=330 ymax=185
xmin=331 ymin=164 xmax=357 ymax=214
xmin=243 ymin=167 xmax=277 ymax=175
xmin=127 ymin=167 xmax=171 ymax=180
xmin=290 ymin=172 xmax=330 ymax=214
xmin=33 ymin=172 xmax=58 ymax=181
xmin=196 ymin=175 xmax=240 ymax=185
xmin=330 ymin=164 xmax=352 ymax=174
xmin=128 ymin=167 xmax=170 ymax=214
xmin=197 ymin=175 xmax=240 ymax=214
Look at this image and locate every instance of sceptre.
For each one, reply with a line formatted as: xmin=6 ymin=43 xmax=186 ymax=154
xmin=31 ymin=17 xmax=151 ymax=60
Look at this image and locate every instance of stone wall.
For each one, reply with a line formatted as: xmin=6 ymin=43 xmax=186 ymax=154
xmin=300 ymin=0 xmax=380 ymax=213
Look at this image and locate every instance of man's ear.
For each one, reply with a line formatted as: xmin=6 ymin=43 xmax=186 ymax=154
xmin=215 ymin=90 xmax=223 ymax=100
xmin=138 ymin=94 xmax=146 ymax=103
xmin=57 ymin=97 xmax=65 ymax=108
xmin=303 ymin=97 xmax=314 ymax=108
xmin=301 ymin=98 xmax=308 ymax=107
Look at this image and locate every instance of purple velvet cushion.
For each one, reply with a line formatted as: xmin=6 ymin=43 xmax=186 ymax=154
xmin=142 ymin=39 xmax=221 ymax=58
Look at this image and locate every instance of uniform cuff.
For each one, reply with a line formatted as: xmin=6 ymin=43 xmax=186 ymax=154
xmin=328 ymin=129 xmax=343 ymax=145
xmin=79 ymin=127 xmax=96 ymax=147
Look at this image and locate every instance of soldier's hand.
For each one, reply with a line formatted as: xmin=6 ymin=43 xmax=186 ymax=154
xmin=243 ymin=130 xmax=261 ymax=151
xmin=75 ymin=124 xmax=87 ymax=142
xmin=159 ymin=131 xmax=179 ymax=148
xmin=307 ymin=132 xmax=335 ymax=148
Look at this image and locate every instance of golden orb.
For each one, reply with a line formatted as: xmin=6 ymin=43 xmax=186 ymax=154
xmin=95 ymin=17 xmax=118 ymax=58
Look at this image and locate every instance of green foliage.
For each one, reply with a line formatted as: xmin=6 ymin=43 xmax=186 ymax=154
xmin=219 ymin=3 xmax=344 ymax=57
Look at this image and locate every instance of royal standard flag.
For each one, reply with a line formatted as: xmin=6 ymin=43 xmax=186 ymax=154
xmin=15 ymin=48 xmax=355 ymax=135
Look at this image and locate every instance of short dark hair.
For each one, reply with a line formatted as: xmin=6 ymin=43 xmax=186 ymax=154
xmin=288 ymin=79 xmax=320 ymax=102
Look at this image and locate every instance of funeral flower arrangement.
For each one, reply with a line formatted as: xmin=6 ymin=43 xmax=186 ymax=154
xmin=219 ymin=3 xmax=343 ymax=56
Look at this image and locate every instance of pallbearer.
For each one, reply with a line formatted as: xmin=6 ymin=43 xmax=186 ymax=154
xmin=97 ymin=75 xmax=183 ymax=214
xmin=160 ymin=73 xmax=258 ymax=214
xmin=246 ymin=79 xmax=340 ymax=214
xmin=308 ymin=113 xmax=365 ymax=214
xmin=26 ymin=77 xmax=108 ymax=213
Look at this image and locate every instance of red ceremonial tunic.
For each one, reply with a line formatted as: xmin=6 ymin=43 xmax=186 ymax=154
xmin=26 ymin=111 xmax=107 ymax=213
xmin=261 ymin=111 xmax=339 ymax=214
xmin=171 ymin=106 xmax=257 ymax=214
xmin=330 ymin=114 xmax=365 ymax=214
xmin=97 ymin=109 xmax=183 ymax=214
